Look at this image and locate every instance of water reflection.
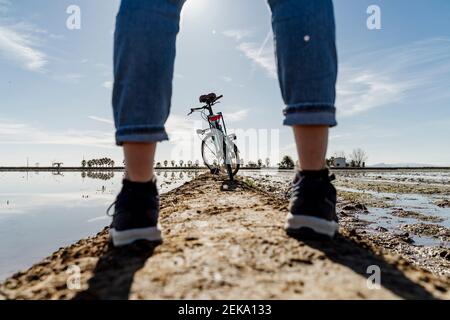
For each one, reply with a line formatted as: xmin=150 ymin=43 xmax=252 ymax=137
xmin=156 ymin=170 xmax=200 ymax=180
xmin=81 ymin=170 xmax=115 ymax=181
xmin=0 ymin=169 xmax=204 ymax=281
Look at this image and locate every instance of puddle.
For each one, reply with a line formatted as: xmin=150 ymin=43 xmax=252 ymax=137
xmin=337 ymin=186 xmax=449 ymax=247
xmin=240 ymin=170 xmax=450 ymax=248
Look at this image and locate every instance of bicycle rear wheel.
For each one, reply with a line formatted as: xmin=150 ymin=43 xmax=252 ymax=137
xmin=201 ymin=133 xmax=240 ymax=177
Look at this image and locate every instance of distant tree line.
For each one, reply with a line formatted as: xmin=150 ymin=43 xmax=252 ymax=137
xmin=82 ymin=158 xmax=115 ymax=168
xmin=78 ymin=148 xmax=367 ymax=170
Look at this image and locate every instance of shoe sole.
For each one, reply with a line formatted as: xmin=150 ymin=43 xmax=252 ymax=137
xmin=110 ymin=226 xmax=162 ymax=247
xmin=285 ymin=213 xmax=338 ymax=239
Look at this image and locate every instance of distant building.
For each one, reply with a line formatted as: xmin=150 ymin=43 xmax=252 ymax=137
xmin=333 ymin=157 xmax=347 ymax=168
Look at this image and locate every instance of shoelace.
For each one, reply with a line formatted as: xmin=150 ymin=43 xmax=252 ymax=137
xmin=106 ymin=200 xmax=117 ymax=217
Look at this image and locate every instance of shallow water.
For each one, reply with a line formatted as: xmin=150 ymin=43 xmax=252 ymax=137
xmin=358 ymin=171 xmax=450 ymax=185
xmin=337 ymin=186 xmax=449 ymax=239
xmin=240 ymin=169 xmax=450 ymax=247
xmin=1 ymin=169 xmax=448 ymax=281
xmin=0 ymin=170 xmax=203 ymax=281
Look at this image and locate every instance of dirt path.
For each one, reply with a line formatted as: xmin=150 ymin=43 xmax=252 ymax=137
xmin=1 ymin=174 xmax=449 ymax=300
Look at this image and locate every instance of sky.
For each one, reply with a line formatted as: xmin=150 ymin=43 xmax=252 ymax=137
xmin=0 ymin=0 xmax=450 ymax=166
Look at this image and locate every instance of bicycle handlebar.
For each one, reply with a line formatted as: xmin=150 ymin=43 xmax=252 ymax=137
xmin=187 ymin=94 xmax=224 ymax=116
xmin=187 ymin=106 xmax=204 ymax=116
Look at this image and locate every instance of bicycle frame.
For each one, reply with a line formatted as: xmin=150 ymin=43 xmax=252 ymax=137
xmin=206 ymin=109 xmax=227 ymax=161
xmin=188 ymin=95 xmax=240 ymax=181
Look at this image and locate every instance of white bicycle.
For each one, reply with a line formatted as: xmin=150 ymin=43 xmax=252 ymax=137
xmin=187 ymin=93 xmax=240 ymax=181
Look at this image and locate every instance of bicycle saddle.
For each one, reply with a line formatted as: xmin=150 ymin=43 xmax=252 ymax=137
xmin=199 ymin=93 xmax=217 ymax=104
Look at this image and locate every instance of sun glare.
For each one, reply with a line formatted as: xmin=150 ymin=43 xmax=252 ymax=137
xmin=183 ymin=0 xmax=210 ymax=17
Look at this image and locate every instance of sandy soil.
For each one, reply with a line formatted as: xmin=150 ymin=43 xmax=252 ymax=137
xmin=1 ymin=174 xmax=449 ymax=300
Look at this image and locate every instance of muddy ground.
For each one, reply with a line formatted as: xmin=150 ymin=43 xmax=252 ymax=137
xmin=242 ymin=170 xmax=450 ymax=276
xmin=0 ymin=174 xmax=449 ymax=300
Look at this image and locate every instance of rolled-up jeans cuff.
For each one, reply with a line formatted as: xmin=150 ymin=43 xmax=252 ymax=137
xmin=115 ymin=126 xmax=169 ymax=145
xmin=283 ymin=104 xmax=337 ymax=127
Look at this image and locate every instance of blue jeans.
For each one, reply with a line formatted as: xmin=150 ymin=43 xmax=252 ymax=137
xmin=113 ymin=0 xmax=337 ymax=145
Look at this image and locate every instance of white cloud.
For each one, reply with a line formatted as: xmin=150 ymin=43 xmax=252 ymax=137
xmin=337 ymin=38 xmax=450 ymax=116
xmin=65 ymin=73 xmax=84 ymax=82
xmin=232 ymin=30 xmax=277 ymax=79
xmin=336 ymin=67 xmax=407 ymax=116
xmin=0 ymin=23 xmax=48 ymax=72
xmin=234 ymin=33 xmax=450 ymax=117
xmin=102 ymin=81 xmax=113 ymax=89
xmin=88 ymin=116 xmax=114 ymax=125
xmin=51 ymin=73 xmax=84 ymax=84
xmin=165 ymin=114 xmax=203 ymax=161
xmin=229 ymin=30 xmax=450 ymax=118
xmin=222 ymin=29 xmax=254 ymax=41
xmin=237 ymin=41 xmax=276 ymax=79
xmin=0 ymin=119 xmax=114 ymax=148
xmin=221 ymin=76 xmax=232 ymax=82
xmin=330 ymin=133 xmax=351 ymax=140
xmin=166 ymin=114 xmax=199 ymax=142
xmin=223 ymin=109 xmax=248 ymax=123
xmin=0 ymin=121 xmax=28 ymax=135
xmin=95 ymin=62 xmax=110 ymax=69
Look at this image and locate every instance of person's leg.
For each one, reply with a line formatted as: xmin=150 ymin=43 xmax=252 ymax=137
xmin=124 ymin=143 xmax=157 ymax=182
xmin=293 ymin=126 xmax=328 ymax=171
xmin=269 ymin=0 xmax=337 ymax=157
xmin=268 ymin=0 xmax=338 ymax=238
xmin=109 ymin=0 xmax=184 ymax=246
xmin=113 ymin=0 xmax=185 ymax=177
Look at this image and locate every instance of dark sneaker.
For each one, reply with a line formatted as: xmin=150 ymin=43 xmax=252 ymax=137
xmin=108 ymin=178 xmax=162 ymax=247
xmin=285 ymin=169 xmax=338 ymax=239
